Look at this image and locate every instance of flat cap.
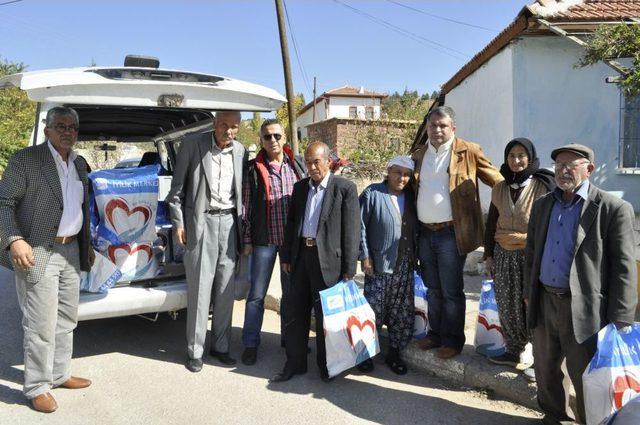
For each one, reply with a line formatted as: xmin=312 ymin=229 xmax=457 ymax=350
xmin=551 ymin=143 xmax=594 ymax=163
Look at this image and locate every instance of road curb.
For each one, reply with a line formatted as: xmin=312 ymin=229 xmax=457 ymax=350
xmin=263 ymin=281 xmax=540 ymax=412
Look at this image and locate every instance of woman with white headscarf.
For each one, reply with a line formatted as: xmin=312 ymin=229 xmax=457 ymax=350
xmin=358 ymin=155 xmax=418 ymax=375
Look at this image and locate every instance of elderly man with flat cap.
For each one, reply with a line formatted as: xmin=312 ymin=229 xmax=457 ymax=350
xmin=524 ymin=143 xmax=637 ymax=424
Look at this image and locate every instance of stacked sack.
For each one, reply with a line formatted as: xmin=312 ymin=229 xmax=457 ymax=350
xmin=82 ymin=164 xmax=164 ymax=292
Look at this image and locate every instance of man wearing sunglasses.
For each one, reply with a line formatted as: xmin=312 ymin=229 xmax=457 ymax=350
xmin=0 ymin=106 xmax=94 ymax=413
xmin=524 ymin=143 xmax=637 ymax=424
xmin=240 ymin=119 xmax=306 ymax=365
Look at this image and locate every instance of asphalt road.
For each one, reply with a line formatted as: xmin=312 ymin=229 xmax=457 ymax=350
xmin=0 ymin=266 xmax=540 ymax=424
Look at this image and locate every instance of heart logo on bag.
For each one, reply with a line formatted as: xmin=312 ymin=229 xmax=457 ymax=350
xmin=477 ymin=314 xmax=504 ymax=335
xmin=346 ymin=315 xmax=376 ymax=349
xmin=612 ymin=372 xmax=640 ymax=410
xmin=105 ymin=197 xmax=152 ymax=240
xmin=107 ymin=243 xmax=154 ymax=279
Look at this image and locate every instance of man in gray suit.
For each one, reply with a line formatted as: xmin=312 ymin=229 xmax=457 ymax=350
xmin=524 ymin=143 xmax=638 ymax=424
xmin=167 ymin=110 xmax=248 ymax=372
xmin=0 ymin=106 xmax=94 ymax=413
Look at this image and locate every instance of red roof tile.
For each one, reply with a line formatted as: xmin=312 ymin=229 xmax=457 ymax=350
xmin=532 ymin=0 xmax=640 ymax=21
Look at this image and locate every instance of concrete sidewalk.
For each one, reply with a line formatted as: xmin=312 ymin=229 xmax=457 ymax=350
xmin=262 ymin=259 xmax=540 ymax=411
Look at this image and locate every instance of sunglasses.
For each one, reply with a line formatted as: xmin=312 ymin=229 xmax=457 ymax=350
xmin=262 ymin=133 xmax=282 ymax=141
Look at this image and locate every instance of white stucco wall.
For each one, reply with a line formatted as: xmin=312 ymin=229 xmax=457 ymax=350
xmin=443 ymin=35 xmax=639 ymax=211
xmin=326 ymin=96 xmax=381 ymax=119
xmin=444 ymin=43 xmax=515 ymax=210
xmin=297 ymin=99 xmax=327 ymax=138
xmin=512 ymin=36 xmax=639 ymax=210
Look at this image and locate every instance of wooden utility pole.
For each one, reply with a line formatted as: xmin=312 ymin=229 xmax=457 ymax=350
xmin=274 ymin=0 xmax=299 ymax=154
xmin=312 ymin=76 xmax=317 ymax=122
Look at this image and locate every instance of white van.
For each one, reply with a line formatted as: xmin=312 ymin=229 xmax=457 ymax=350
xmin=0 ymin=55 xmax=286 ymax=321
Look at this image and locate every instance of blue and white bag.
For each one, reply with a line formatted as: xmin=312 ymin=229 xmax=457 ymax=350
xmin=80 ymin=250 xmax=122 ymax=293
xmin=320 ymin=280 xmax=380 ymax=377
xmin=474 ymin=279 xmax=506 ymax=357
xmin=583 ymin=323 xmax=640 ymax=425
xmin=90 ymin=165 xmax=161 ymax=248
xmin=413 ymin=271 xmax=429 ymax=339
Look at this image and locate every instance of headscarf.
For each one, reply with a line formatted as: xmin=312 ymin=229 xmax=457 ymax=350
xmin=500 ymin=138 xmax=555 ymax=191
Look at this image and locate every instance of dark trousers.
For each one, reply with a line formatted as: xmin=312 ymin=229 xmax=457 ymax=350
xmin=284 ymin=244 xmax=328 ymax=375
xmin=418 ymin=226 xmax=467 ymax=351
xmin=532 ymin=289 xmax=596 ymax=424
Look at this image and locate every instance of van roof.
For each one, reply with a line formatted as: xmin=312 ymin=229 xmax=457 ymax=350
xmin=0 ymin=66 xmax=286 ymax=111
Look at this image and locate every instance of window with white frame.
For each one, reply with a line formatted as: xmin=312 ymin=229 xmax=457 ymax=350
xmin=621 ymin=94 xmax=640 ymax=168
xmin=349 ymin=106 xmax=357 ymax=119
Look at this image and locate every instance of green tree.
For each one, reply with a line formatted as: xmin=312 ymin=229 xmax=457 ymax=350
xmin=0 ymin=58 xmax=36 ymax=173
xmin=578 ymin=23 xmax=640 ymax=96
xmin=250 ymin=112 xmax=261 ymax=133
xmin=275 ymin=93 xmax=305 ymax=136
xmin=382 ymin=89 xmax=433 ymax=121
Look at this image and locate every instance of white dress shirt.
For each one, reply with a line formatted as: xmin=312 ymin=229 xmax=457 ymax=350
xmin=417 ymin=137 xmax=454 ymax=223
xmin=209 ymin=141 xmax=235 ymax=209
xmin=47 ymin=141 xmax=84 ymax=237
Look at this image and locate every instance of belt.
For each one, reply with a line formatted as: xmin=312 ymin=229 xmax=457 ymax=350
xmin=421 ymin=221 xmax=454 ymax=231
xmin=205 ymin=208 xmax=235 ymax=215
xmin=543 ymin=285 xmax=571 ymax=297
xmin=301 ymin=237 xmax=317 ymax=247
xmin=54 ymin=234 xmax=77 ymax=245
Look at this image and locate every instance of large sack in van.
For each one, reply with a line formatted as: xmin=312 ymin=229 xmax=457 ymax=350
xmin=89 ymin=165 xmax=160 ymax=248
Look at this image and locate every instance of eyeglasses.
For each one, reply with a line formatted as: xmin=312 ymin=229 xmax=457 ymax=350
xmin=553 ymin=160 xmax=590 ymax=170
xmin=50 ymin=124 xmax=79 ymax=133
xmin=262 ymin=133 xmax=282 ymax=141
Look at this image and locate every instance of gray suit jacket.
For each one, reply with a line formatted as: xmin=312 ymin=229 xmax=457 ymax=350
xmin=166 ymin=131 xmax=247 ymax=252
xmin=0 ymin=143 xmax=91 ymax=283
xmin=524 ymin=183 xmax=638 ymax=344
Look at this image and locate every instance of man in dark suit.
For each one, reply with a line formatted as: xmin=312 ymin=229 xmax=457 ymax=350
xmin=0 ymin=107 xmax=94 ymax=413
xmin=524 ymin=143 xmax=638 ymax=424
xmin=270 ymin=141 xmax=360 ymax=382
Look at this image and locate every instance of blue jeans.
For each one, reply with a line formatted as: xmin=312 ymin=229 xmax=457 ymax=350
xmin=418 ymin=226 xmax=467 ymax=351
xmin=242 ymin=245 xmax=290 ymax=348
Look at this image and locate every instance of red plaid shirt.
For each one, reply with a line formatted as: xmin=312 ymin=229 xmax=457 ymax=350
xmin=243 ymin=155 xmax=298 ymax=246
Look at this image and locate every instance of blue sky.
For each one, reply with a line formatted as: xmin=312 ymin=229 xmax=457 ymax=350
xmin=1 ymin=0 xmax=532 ymax=104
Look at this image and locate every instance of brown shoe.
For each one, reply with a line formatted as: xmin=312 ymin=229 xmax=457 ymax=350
xmin=60 ymin=376 xmax=91 ymax=389
xmin=417 ymin=338 xmax=441 ymax=350
xmin=31 ymin=392 xmax=58 ymax=413
xmin=436 ymin=347 xmax=460 ymax=359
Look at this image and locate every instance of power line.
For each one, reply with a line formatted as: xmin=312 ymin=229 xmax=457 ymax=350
xmin=283 ymin=0 xmax=312 ymax=94
xmin=331 ymin=0 xmax=469 ymax=61
xmin=0 ymin=0 xmax=24 ymax=6
xmin=386 ymin=0 xmax=497 ymax=32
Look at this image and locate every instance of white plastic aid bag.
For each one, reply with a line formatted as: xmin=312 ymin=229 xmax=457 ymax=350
xmin=474 ymin=279 xmax=506 ymax=357
xmin=583 ymin=323 xmax=640 ymax=425
xmin=80 ymin=249 xmax=122 ymax=293
xmin=321 ymin=279 xmax=380 ymax=377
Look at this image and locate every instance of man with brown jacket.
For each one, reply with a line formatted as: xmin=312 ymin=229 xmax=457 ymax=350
xmin=412 ymin=106 xmax=502 ymax=359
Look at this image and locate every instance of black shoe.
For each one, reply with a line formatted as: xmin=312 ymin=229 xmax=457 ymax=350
xmin=269 ymin=367 xmax=305 ymax=383
xmin=357 ymin=358 xmax=374 ymax=373
xmin=241 ymin=347 xmax=257 ymax=365
xmin=320 ymin=371 xmax=334 ymax=383
xmin=185 ymin=357 xmax=203 ymax=373
xmin=488 ymin=352 xmax=520 ymax=368
xmin=210 ymin=350 xmax=237 ymax=366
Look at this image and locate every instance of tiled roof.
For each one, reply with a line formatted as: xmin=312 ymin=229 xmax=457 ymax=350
xmin=530 ymin=0 xmax=640 ymax=21
xmin=441 ymin=0 xmax=639 ymax=95
xmin=324 ymin=85 xmax=387 ymax=97
xmin=298 ymin=86 xmax=387 ymax=115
